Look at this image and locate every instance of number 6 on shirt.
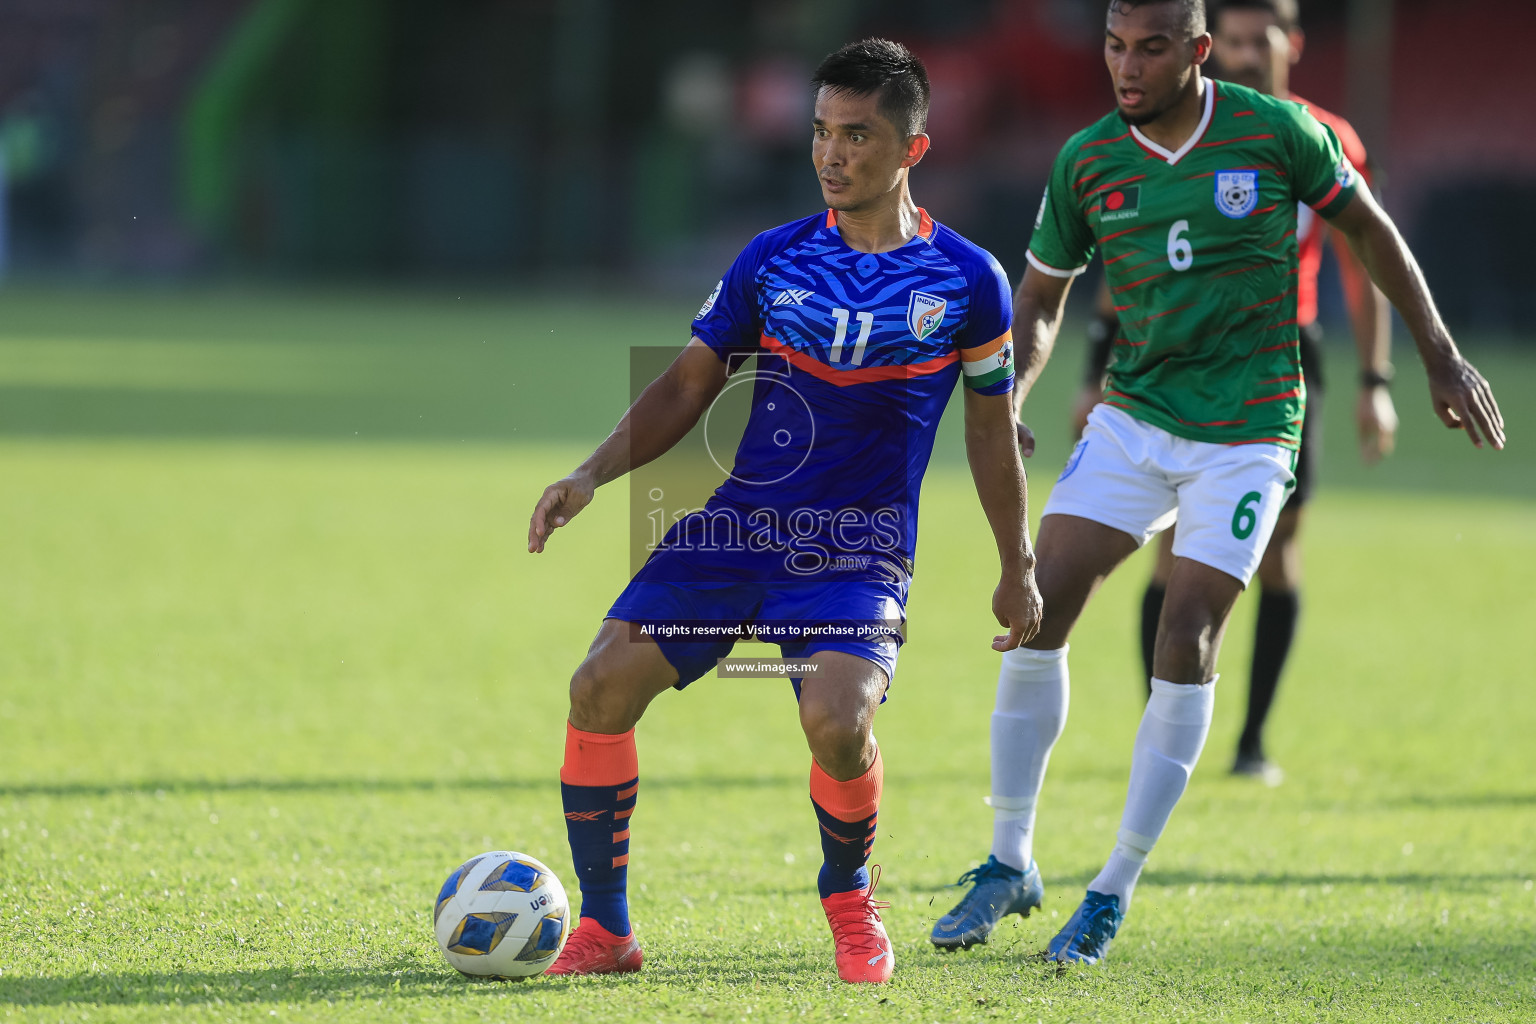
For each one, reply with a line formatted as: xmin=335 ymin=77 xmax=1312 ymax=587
xmin=1168 ymin=220 xmax=1193 ymax=271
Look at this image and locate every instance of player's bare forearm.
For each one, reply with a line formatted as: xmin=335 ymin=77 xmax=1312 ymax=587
xmin=965 ymin=390 xmax=1034 ymax=575
xmin=1329 ymin=192 xmax=1506 ymax=449
xmin=1332 ymin=225 xmax=1392 ymax=375
xmin=1011 ymin=268 xmax=1073 ymax=409
xmin=574 ymin=339 xmax=727 ymax=488
xmin=1332 ymin=224 xmax=1401 ymax=461
xmin=1330 ymin=191 xmax=1453 ymax=366
xmin=963 ymin=388 xmax=1043 ymax=650
xmin=528 ymin=339 xmax=727 ymax=553
xmin=1009 ymin=267 xmax=1074 ymax=456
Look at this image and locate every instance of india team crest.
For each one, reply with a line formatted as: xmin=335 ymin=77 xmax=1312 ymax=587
xmin=1215 ymin=170 xmax=1260 ymax=219
xmin=907 ymin=291 xmax=946 ymax=341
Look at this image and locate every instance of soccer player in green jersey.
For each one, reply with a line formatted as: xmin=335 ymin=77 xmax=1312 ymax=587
xmin=1074 ymin=0 xmax=1401 ymax=786
xmin=931 ymin=0 xmax=1504 ymax=964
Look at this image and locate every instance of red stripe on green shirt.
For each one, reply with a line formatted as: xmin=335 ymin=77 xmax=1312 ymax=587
xmin=1244 ymin=388 xmax=1303 ymax=406
xmin=1195 ymin=134 xmax=1276 ymax=148
xmin=1100 ymin=224 xmax=1147 ymax=244
xmin=1235 ymin=290 xmax=1294 ymax=312
xmin=1112 ymin=271 xmax=1169 ymax=294
xmin=1128 ymin=303 xmax=1197 ymax=327
xmin=1308 ymin=180 xmax=1346 ymax=210
xmin=1085 ymin=174 xmax=1147 ymax=198
xmin=1081 ymin=131 xmax=1132 ymax=149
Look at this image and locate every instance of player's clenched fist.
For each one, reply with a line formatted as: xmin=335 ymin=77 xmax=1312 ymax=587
xmin=527 ymin=472 xmax=596 ymax=553
xmin=991 ymin=571 xmax=1044 ymax=652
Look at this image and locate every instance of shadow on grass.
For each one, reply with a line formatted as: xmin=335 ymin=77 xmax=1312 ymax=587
xmin=0 ymin=949 xmax=1055 ymax=1006
xmin=1139 ymin=868 xmax=1530 ymax=890
xmin=0 ymin=770 xmax=983 ymax=801
xmin=1380 ymin=790 xmax=1536 ymax=810
xmin=0 ymin=965 xmax=477 ymax=1007
xmin=3 ymin=934 xmax=1530 ymax=1008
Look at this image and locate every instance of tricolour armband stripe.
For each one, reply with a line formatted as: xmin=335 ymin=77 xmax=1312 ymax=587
xmin=959 ymin=332 xmax=1009 ymax=363
xmin=961 ymin=331 xmax=1014 ymax=391
xmin=964 ymin=364 xmax=1013 ymax=391
xmin=961 ymin=332 xmax=1012 ymax=376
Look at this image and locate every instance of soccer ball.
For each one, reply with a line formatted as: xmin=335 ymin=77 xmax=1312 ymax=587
xmin=432 ymin=851 xmax=570 ymax=979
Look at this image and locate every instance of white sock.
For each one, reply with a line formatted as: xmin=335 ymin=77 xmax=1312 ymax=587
xmin=988 ymin=645 xmax=1069 ymax=872
xmin=1089 ymin=676 xmax=1217 ymax=909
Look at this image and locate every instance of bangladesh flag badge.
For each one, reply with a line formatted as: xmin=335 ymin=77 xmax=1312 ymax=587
xmin=1102 ymin=185 xmax=1141 ymax=221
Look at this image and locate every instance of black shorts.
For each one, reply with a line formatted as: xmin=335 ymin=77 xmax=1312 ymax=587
xmin=1287 ymin=321 xmax=1325 ymax=510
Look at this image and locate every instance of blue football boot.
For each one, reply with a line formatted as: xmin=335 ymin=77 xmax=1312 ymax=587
xmin=1047 ymin=890 xmax=1123 ymax=964
xmin=930 ymin=855 xmax=1044 ymax=950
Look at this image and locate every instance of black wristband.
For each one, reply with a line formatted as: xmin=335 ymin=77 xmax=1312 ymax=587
xmin=1360 ymin=365 xmax=1394 ymax=389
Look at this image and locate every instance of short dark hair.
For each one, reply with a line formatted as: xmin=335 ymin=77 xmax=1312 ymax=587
xmin=811 ymin=38 xmax=930 ymax=138
xmin=1107 ymin=0 xmax=1209 ymax=38
xmin=1211 ymin=0 xmax=1298 ymax=33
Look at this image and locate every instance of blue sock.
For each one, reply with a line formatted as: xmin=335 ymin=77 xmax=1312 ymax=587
xmin=809 ymin=754 xmax=881 ymax=899
xmin=560 ymin=724 xmax=638 ymax=936
xmin=561 ymin=779 xmax=635 ymax=934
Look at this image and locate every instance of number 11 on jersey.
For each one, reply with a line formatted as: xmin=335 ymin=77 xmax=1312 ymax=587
xmin=830 ymin=308 xmax=874 ymax=365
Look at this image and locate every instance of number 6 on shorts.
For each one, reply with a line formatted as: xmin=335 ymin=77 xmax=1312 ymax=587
xmin=1231 ymin=491 xmax=1262 ymax=539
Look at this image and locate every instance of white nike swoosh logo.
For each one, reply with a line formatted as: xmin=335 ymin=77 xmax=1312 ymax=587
xmin=867 ymin=948 xmax=890 ymax=966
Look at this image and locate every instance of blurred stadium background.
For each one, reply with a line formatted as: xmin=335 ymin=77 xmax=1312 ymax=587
xmin=0 ymin=0 xmax=1531 ymax=329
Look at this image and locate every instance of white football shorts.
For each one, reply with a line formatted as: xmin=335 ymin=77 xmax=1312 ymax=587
xmin=1042 ymin=404 xmax=1298 ymax=586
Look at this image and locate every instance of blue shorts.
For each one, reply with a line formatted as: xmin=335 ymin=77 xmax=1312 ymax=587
xmin=606 ymin=545 xmax=907 ymax=693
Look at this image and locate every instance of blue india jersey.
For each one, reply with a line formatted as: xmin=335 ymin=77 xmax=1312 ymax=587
xmin=677 ymin=208 xmax=1015 ymax=580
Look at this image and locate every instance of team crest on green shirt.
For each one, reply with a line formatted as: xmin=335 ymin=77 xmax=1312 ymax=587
xmin=907 ymin=291 xmax=946 ymax=341
xmin=1215 ymin=170 xmax=1260 ymax=218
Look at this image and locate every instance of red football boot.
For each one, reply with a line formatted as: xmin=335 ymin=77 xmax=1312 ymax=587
xmin=820 ymin=865 xmax=894 ymax=983
xmin=544 ymin=917 xmax=643 ymax=976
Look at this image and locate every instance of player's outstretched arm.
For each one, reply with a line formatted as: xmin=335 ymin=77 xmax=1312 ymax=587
xmin=1330 ymin=224 xmax=1399 ymax=463
xmin=527 ymin=338 xmax=729 ymax=553
xmin=963 ymin=387 xmax=1043 ymax=652
xmin=1328 ymin=191 xmax=1505 ymax=450
xmin=1010 ymin=266 xmax=1075 ymax=457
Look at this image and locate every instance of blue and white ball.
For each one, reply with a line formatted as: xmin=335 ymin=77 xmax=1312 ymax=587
xmin=433 ymin=851 xmax=569 ymax=979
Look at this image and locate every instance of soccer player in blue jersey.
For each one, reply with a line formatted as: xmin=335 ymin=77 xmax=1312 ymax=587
xmin=526 ymin=39 xmax=1043 ymax=984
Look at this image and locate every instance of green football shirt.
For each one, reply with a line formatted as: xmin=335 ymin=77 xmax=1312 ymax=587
xmin=1029 ymin=78 xmax=1360 ymax=448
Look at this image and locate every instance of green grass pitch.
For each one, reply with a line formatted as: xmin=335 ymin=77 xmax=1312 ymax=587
xmin=0 ymin=288 xmax=1532 ymax=1022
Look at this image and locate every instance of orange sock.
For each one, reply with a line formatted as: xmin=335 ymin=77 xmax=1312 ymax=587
xmin=809 ymin=749 xmax=883 ymax=898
